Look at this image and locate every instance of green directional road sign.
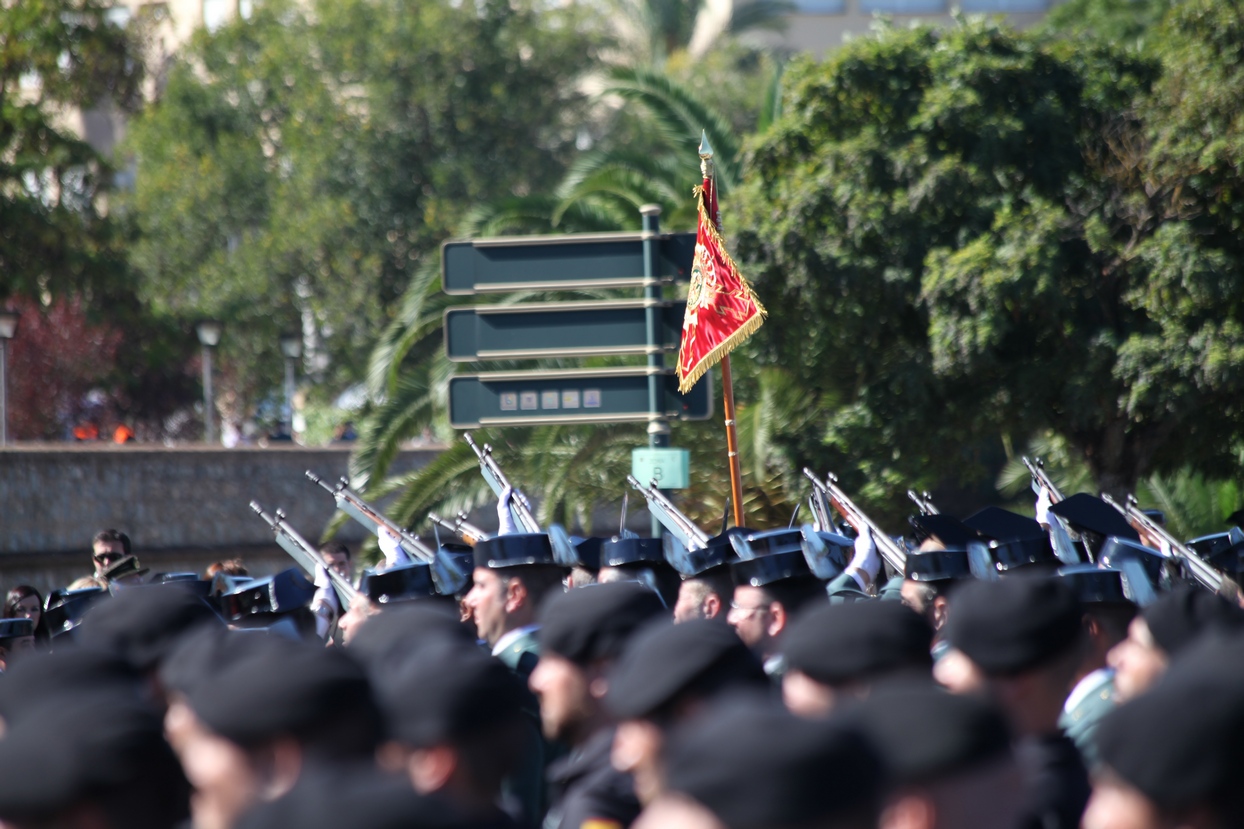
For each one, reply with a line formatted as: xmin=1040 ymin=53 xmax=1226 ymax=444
xmin=444 ymin=300 xmax=686 ymax=361
xmin=442 ymin=231 xmax=696 ymax=295
xmin=448 ymin=367 xmax=712 ymax=428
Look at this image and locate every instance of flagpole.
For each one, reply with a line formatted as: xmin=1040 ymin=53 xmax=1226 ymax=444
xmin=721 ymin=354 xmax=746 ymax=529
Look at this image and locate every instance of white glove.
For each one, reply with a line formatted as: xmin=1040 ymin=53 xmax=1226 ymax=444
xmin=1158 ymin=536 xmax=1172 ymax=558
xmin=847 ymin=525 xmax=881 ymax=591
xmin=1035 ymin=486 xmax=1053 ymax=527
xmin=377 ymin=528 xmax=412 ymax=569
xmin=311 ymin=564 xmax=340 ymax=640
xmin=497 ymin=486 xmax=520 ymax=536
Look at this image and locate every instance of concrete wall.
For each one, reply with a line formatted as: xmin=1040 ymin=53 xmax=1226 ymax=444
xmin=0 ymin=445 xmax=441 ymax=594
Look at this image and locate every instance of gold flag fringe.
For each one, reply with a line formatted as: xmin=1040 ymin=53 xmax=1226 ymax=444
xmin=677 ymin=185 xmax=768 ymax=394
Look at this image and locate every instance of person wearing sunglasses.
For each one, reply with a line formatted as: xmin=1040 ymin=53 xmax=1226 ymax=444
xmin=91 ymin=529 xmax=132 ymax=578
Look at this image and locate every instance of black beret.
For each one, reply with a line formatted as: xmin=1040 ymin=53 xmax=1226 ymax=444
xmin=159 ymin=625 xmax=244 ymax=698
xmin=1048 ymin=494 xmax=1139 ymax=541
xmin=473 ymin=534 xmax=558 ymax=569
xmin=237 ymin=765 xmax=460 ymax=829
xmin=0 ymin=691 xmax=189 ymax=825
xmin=0 ymin=649 xmax=143 ymax=724
xmin=846 ymin=681 xmax=1012 ymax=785
xmin=1097 ymin=644 xmax=1244 ymax=812
xmin=376 ymin=637 xmax=527 ymax=746
xmin=187 ymin=635 xmax=378 ymax=748
xmin=76 ymin=583 xmax=223 ymax=671
xmin=784 ymin=601 xmax=933 ymax=686
xmin=538 ymin=581 xmax=666 ymax=665
xmin=346 ymin=602 xmax=476 ymax=673
xmin=664 ymin=694 xmax=885 ymax=829
xmin=1141 ymin=586 xmax=1244 ymax=656
xmin=945 ymin=577 xmax=1083 ymax=676
xmin=605 ymin=619 xmax=765 ymax=721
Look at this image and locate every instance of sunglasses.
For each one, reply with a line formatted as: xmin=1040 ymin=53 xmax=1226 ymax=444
xmin=94 ymin=552 xmax=124 ymax=564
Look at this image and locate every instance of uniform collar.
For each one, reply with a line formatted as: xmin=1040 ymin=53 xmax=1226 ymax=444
xmin=1064 ymin=667 xmax=1114 ymax=713
xmin=492 ymin=624 xmax=539 ymax=657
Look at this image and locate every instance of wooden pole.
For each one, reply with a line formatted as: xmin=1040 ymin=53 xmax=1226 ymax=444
xmin=721 ymin=354 xmax=745 ymax=529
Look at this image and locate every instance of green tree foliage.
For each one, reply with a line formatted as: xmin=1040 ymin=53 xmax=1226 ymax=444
xmin=123 ymin=0 xmax=600 ymax=422
xmin=0 ymin=0 xmax=141 ymax=304
xmin=735 ymin=11 xmax=1244 ymax=508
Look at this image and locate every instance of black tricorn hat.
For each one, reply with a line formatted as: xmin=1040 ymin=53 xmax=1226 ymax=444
xmin=472 ymin=534 xmax=558 ymax=570
xmin=572 ymin=536 xmax=605 ymax=571
xmin=359 ymin=562 xmax=440 ymax=604
xmin=43 ymin=588 xmax=109 ymax=639
xmin=731 ymin=551 xmax=815 ymax=588
xmin=666 ymin=529 xmax=746 ymax=579
xmin=1057 ymin=565 xmax=1133 ymax=606
xmin=101 ymin=555 xmax=150 ymax=583
xmin=909 ymin=514 xmax=980 ymax=547
xmin=220 ymin=568 xmax=316 ymax=621
xmin=1049 ymin=493 xmax=1139 ymax=541
xmin=601 ymin=537 xmax=664 ymax=568
xmin=963 ymin=507 xmax=1044 ymax=542
xmin=985 ymin=535 xmax=1058 ymax=572
xmin=904 ymin=548 xmax=973 ymax=583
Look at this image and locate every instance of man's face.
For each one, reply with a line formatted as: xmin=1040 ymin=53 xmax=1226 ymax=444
xmin=1108 ymin=617 xmax=1167 ymax=703
xmin=338 ymin=595 xmax=380 ymax=645
xmin=165 ymin=700 xmax=261 ymax=829
xmin=322 ymin=551 xmax=352 ymax=582
xmin=464 ymin=568 xmax=509 ymax=647
xmin=726 ymin=585 xmax=774 ymax=654
xmin=528 ymin=653 xmax=593 ymax=743
xmin=934 ymin=647 xmax=986 ymax=695
xmin=92 ymin=540 xmax=126 ymax=576
xmin=1081 ymin=775 xmax=1164 ymax=829
xmin=782 ymin=669 xmax=835 ymax=718
xmin=900 ymin=579 xmax=930 ymax=616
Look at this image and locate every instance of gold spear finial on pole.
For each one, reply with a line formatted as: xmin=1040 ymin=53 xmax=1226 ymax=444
xmin=699 ymin=130 xmax=714 ymax=178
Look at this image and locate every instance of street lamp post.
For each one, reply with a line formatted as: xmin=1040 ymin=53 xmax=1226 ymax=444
xmin=0 ymin=309 xmax=20 ymax=448
xmin=196 ymin=320 xmax=223 ymax=444
xmin=279 ymin=332 xmax=302 ymax=437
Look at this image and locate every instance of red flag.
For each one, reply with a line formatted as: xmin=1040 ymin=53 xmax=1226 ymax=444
xmin=676 ymin=166 xmax=766 ymax=394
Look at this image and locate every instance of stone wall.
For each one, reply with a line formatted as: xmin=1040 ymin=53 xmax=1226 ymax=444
xmin=0 ymin=444 xmax=442 ymax=594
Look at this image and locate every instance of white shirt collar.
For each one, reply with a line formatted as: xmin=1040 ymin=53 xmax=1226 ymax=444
xmin=492 ymin=624 xmax=540 ymax=657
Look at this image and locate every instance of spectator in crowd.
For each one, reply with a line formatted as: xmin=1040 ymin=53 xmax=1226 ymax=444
xmin=4 ymin=586 xmax=50 ymax=648
xmin=205 ymin=559 xmax=250 ymax=579
xmin=318 ymin=542 xmax=353 ymax=583
xmin=91 ymin=529 xmax=131 ymax=579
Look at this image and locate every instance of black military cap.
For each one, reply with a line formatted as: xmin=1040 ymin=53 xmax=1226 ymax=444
xmin=538 ymin=581 xmax=666 ymax=666
xmin=472 ymin=533 xmax=559 ymax=570
xmin=945 ymin=577 xmax=1083 ymax=675
xmin=0 ymin=692 xmax=189 ymax=827
xmin=605 ymin=619 xmax=766 ymax=721
xmin=0 ymin=618 xmax=34 ymax=642
xmin=237 ymin=765 xmax=460 ymax=829
xmin=1097 ymin=655 xmax=1244 ymax=814
xmin=76 ymin=583 xmax=222 ymax=671
xmin=1141 ymin=586 xmax=1244 ymax=656
xmin=377 ymin=637 xmax=527 ymax=747
xmin=904 ymin=547 xmax=973 ymax=583
xmin=846 ymin=681 xmax=1012 ymax=785
xmin=1057 ymin=565 xmax=1132 ymax=606
xmin=572 ymin=536 xmax=604 ymax=571
xmin=187 ymin=635 xmax=379 ymax=749
xmin=221 ymin=568 xmax=316 ymax=621
xmin=665 ymin=529 xmax=739 ymax=578
xmin=910 ymin=514 xmax=980 ymax=546
xmin=664 ymin=694 xmax=885 ymax=829
xmin=0 ymin=649 xmax=142 ymax=725
xmin=42 ymin=586 xmax=108 ymax=639
xmin=346 ymin=602 xmax=476 ymax=672
xmin=1048 ymin=493 xmax=1139 ymax=541
xmin=359 ymin=562 xmax=440 ymax=604
xmin=784 ymin=602 xmax=933 ymax=686
xmin=963 ymin=507 xmax=1044 ymax=542
xmin=601 ymin=536 xmax=664 ymax=567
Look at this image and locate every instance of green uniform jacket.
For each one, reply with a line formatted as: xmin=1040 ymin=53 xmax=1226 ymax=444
xmin=496 ymin=627 xmax=548 ymax=829
xmin=496 ymin=627 xmax=541 ymax=680
xmin=1059 ymin=669 xmax=1116 ymax=769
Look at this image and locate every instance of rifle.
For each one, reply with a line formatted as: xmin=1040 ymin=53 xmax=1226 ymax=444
xmin=1102 ymin=493 xmax=1230 ymax=595
xmin=463 ymin=432 xmax=541 ymax=534
xmin=428 ymin=511 xmax=491 ymax=544
xmin=803 ymin=469 xmax=906 ymax=574
xmin=626 ymin=475 xmax=710 ymax=551
xmin=305 ymin=471 xmax=437 ymax=562
xmin=250 ymin=501 xmax=358 ymax=607
xmin=1023 ymin=457 xmax=1066 ymax=503
xmin=907 ymin=490 xmax=939 ymax=516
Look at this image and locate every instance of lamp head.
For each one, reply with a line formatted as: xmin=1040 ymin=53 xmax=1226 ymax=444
xmin=195 ymin=320 xmax=223 ymax=348
xmin=0 ymin=308 xmax=20 ymax=340
xmin=279 ymin=332 xmax=302 ymax=360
